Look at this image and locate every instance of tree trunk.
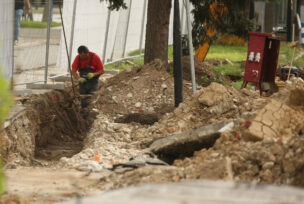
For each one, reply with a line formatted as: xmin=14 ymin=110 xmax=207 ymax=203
xmin=265 ymin=2 xmax=274 ymax=33
xmin=244 ymin=0 xmax=250 ymax=18
xmin=144 ymin=0 xmax=172 ymax=66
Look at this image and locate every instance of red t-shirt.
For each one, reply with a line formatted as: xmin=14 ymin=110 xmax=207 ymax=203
xmin=72 ymin=52 xmax=104 ymax=72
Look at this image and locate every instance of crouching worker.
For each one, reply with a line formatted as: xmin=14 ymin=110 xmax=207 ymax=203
xmin=72 ymin=45 xmax=105 ymax=119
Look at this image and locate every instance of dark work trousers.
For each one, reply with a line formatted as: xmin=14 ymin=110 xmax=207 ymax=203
xmin=79 ymin=78 xmax=98 ymax=119
xmin=78 ymin=54 xmax=98 ymax=119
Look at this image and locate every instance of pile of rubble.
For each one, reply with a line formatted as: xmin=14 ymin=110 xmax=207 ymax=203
xmin=58 ymin=58 xmax=304 ymax=191
xmin=2 ymin=58 xmax=304 ymax=201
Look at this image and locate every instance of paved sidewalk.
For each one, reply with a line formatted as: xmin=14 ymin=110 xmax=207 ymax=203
xmin=13 ymin=27 xmax=65 ymax=91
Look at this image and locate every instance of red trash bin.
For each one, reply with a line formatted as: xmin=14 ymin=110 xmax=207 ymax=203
xmin=241 ymin=32 xmax=281 ymax=94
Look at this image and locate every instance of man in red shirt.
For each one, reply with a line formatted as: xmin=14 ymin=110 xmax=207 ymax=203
xmin=72 ymin=45 xmax=105 ymax=119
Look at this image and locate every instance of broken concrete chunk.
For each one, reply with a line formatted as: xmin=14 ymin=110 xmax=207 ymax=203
xmin=150 ymin=121 xmax=231 ymax=157
xmin=76 ymin=160 xmax=103 ymax=172
xmin=243 ymin=99 xmax=304 ymax=141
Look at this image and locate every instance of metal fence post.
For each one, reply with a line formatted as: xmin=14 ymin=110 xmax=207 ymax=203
xmin=68 ymin=0 xmax=78 ymax=73
xmin=180 ymin=0 xmax=185 ymax=34
xmin=123 ymin=0 xmax=132 ymax=57
xmin=185 ymin=0 xmax=196 ymax=94
xmin=103 ymin=8 xmax=111 ymax=63
xmin=173 ymin=0 xmax=183 ymax=107
xmin=139 ymin=0 xmax=147 ymax=55
xmin=44 ymin=0 xmax=52 ymax=83
xmin=11 ymin=0 xmax=15 ymax=87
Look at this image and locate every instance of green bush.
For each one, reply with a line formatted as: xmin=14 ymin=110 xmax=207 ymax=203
xmin=0 ymin=69 xmax=13 ymax=124
xmin=0 ymin=67 xmax=13 ymax=197
xmin=0 ymin=159 xmax=3 ymax=196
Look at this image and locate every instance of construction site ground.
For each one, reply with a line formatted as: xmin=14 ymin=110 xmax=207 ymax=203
xmin=1 ymin=28 xmax=304 ymax=203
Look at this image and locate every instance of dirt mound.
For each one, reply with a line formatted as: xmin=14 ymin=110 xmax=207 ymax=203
xmin=93 ymin=59 xmax=193 ymax=119
xmin=170 ymin=78 xmax=304 ymax=186
xmin=95 ymin=79 xmax=304 ymax=190
xmin=170 ymin=56 xmax=230 ymax=87
xmin=137 ymin=82 xmax=263 ymax=146
xmin=174 ymin=130 xmax=304 ymax=186
xmin=181 ymin=56 xmax=216 ymax=86
xmin=0 ymin=194 xmax=29 ymax=204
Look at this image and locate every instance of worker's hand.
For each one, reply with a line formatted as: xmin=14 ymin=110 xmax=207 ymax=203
xmin=87 ymin=73 xmax=95 ymax=80
xmin=78 ymin=77 xmax=87 ymax=84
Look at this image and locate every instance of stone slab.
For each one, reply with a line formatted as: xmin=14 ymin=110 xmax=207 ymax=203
xmin=13 ymin=89 xmax=32 ymax=97
xmin=149 ymin=121 xmax=232 ymax=157
xmin=105 ymin=69 xmax=120 ymax=75
xmin=26 ymin=82 xmax=65 ymax=90
xmin=51 ymin=76 xmax=77 ymax=82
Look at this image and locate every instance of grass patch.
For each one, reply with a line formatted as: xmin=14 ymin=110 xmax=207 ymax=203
xmin=128 ymin=49 xmax=144 ymax=56
xmin=105 ymin=56 xmax=144 ymax=71
xmin=278 ymin=43 xmax=304 ymax=67
xmin=231 ymin=80 xmax=244 ymax=89
xmin=20 ymin=20 xmax=61 ymax=28
xmin=213 ymin=63 xmax=243 ymax=76
xmin=206 ymin=45 xmax=248 ymax=61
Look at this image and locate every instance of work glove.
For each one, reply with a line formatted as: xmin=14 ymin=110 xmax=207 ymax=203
xmin=78 ymin=77 xmax=87 ymax=84
xmin=87 ymin=73 xmax=95 ymax=80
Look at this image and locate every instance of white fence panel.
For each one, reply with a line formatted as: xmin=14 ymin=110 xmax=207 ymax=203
xmin=0 ymin=0 xmax=14 ymax=79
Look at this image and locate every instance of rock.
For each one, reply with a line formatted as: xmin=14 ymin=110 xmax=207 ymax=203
xmin=209 ymin=101 xmax=234 ymax=115
xmin=262 ymin=162 xmax=274 ymax=170
xmin=198 ymin=83 xmax=230 ymax=106
xmin=127 ymin=93 xmax=133 ymax=98
xmin=135 ymin=102 xmax=142 ymax=108
xmin=161 ymin=84 xmax=168 ymax=90
xmin=76 ymin=160 xmax=103 ymax=172
xmin=147 ymin=107 xmax=155 ymax=112
xmin=224 ymin=58 xmax=233 ymax=65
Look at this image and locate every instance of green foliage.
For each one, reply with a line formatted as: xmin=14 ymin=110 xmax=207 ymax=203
xmin=0 ymin=159 xmax=3 ymax=196
xmin=0 ymin=64 xmax=13 ymax=198
xmin=0 ymin=70 xmax=13 ymax=124
xmin=99 ymin=0 xmax=127 ymax=10
xmin=21 ymin=20 xmax=61 ymax=28
xmin=189 ymin=0 xmax=255 ymax=47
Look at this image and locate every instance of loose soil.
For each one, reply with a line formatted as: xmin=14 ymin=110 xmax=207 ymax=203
xmin=1 ymin=59 xmax=304 ymax=203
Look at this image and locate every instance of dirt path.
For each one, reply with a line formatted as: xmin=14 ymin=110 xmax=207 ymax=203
xmin=5 ymin=168 xmax=106 ymax=203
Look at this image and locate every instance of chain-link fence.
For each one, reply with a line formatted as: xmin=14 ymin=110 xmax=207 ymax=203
xmin=0 ymin=0 xmax=191 ymax=91
xmin=0 ymin=0 xmax=14 ymax=79
xmin=3 ymin=0 xmax=297 ymax=93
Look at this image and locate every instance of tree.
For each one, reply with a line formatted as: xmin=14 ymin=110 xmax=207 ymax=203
xmin=144 ymin=0 xmax=172 ymax=65
xmin=101 ymin=0 xmax=172 ymax=65
xmin=189 ymin=0 xmax=254 ymax=47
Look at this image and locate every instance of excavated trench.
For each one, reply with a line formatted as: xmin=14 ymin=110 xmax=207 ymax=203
xmin=24 ymin=89 xmax=92 ymax=162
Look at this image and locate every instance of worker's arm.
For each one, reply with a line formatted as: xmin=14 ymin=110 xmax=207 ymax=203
xmin=71 ymin=68 xmax=80 ymax=80
xmin=93 ymin=69 xmax=105 ymax=77
xmin=93 ymin=54 xmax=105 ymax=77
xmin=71 ymin=56 xmax=80 ymax=79
xmin=25 ymin=0 xmax=31 ymax=14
